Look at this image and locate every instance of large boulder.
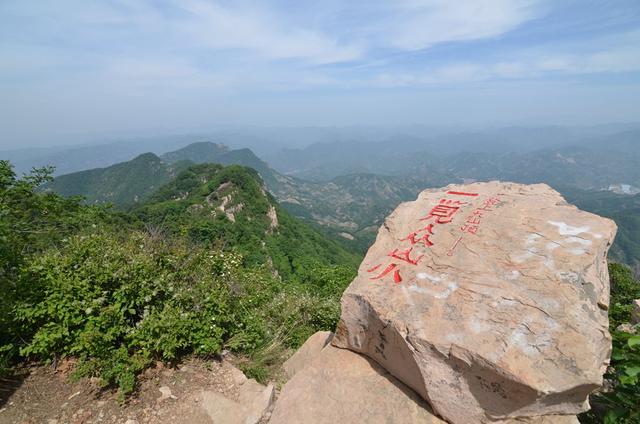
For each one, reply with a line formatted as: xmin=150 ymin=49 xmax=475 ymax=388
xmin=332 ymin=182 xmax=616 ymax=423
xmin=632 ymin=299 xmax=640 ymax=325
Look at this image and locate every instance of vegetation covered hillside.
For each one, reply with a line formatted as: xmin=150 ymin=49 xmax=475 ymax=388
xmin=1 ymin=160 xmax=358 ymax=399
xmin=159 ymin=141 xmax=229 ymax=164
xmin=134 ymin=163 xmax=360 ymax=279
xmin=45 ymin=153 xmax=191 ymax=207
xmin=46 ymin=143 xmax=424 ymax=250
xmin=161 ymin=143 xmax=282 ymax=190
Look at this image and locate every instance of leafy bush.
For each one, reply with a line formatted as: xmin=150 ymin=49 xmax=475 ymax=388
xmin=597 ymin=332 xmax=640 ymax=423
xmin=581 ymin=263 xmax=640 ymax=423
xmin=14 ymin=232 xmax=233 ymax=395
xmin=0 ymin=161 xmax=110 ymax=375
xmin=10 ymin=228 xmax=351 ymax=397
xmin=608 ymin=264 xmax=640 ymax=327
xmin=0 ymin=160 xmax=359 ymax=397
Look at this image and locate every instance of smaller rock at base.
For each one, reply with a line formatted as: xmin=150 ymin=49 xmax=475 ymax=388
xmin=158 ymin=386 xmax=177 ymax=401
xmin=272 ymin=332 xmax=578 ymax=424
xmin=200 ymin=392 xmax=244 ymax=423
xmin=270 ymin=341 xmax=445 ymax=424
xmin=283 ymin=331 xmax=333 ymax=378
xmin=223 ymin=362 xmax=248 ymax=387
xmin=632 ymin=299 xmax=640 ymax=325
xmin=238 ymin=380 xmax=275 ymax=423
xmin=199 ymin=366 xmax=274 ymax=424
xmin=616 ymin=323 xmax=638 ymax=334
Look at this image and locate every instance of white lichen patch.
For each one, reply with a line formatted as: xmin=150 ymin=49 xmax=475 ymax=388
xmin=469 ymin=319 xmax=492 ymax=334
xmin=546 ymin=242 xmax=561 ymax=251
xmin=505 ymin=270 xmax=521 ymax=281
xmin=412 ymin=272 xmax=459 ymax=299
xmin=568 ymin=248 xmax=587 ymax=255
xmin=565 ymin=236 xmax=592 ymax=246
xmin=512 ymin=233 xmax=543 ymax=263
xmin=548 ymin=221 xmax=603 ymax=239
xmin=446 ymin=332 xmax=465 ymax=344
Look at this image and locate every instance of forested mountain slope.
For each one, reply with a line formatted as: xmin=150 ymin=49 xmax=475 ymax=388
xmin=44 ymin=153 xmax=191 ymax=206
xmin=134 ymin=163 xmax=360 ymax=279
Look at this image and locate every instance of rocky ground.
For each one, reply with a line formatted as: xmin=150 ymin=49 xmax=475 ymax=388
xmin=0 ymin=356 xmax=276 ymax=424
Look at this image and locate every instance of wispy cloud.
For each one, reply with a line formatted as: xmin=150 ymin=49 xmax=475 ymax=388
xmin=173 ymin=0 xmax=363 ymax=64
xmin=1 ymin=0 xmax=639 ymax=145
xmin=0 ymin=0 xmax=547 ymax=68
xmin=381 ymin=0 xmax=544 ymax=50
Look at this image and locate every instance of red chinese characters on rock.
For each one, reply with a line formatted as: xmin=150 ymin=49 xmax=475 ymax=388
xmin=401 ymin=223 xmax=435 ymax=247
xmin=460 ymin=196 xmax=502 ymax=235
xmin=367 ymin=190 xmax=477 ymax=284
xmin=367 ymin=263 xmax=401 ymax=284
xmin=420 ymin=199 xmax=466 ymax=224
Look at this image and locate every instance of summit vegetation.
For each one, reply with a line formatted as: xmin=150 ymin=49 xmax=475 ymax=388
xmin=0 ymin=160 xmax=358 ymax=399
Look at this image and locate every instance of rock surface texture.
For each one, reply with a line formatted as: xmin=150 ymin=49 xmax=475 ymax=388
xmin=272 ymin=331 xmax=579 ymax=424
xmin=332 ymin=182 xmax=616 ymax=424
xmin=200 ymin=362 xmax=275 ymax=424
xmin=283 ymin=330 xmax=333 ymax=378
xmin=271 ymin=332 xmax=446 ymax=424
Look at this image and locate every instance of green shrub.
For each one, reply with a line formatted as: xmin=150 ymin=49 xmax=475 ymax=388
xmin=11 ymin=229 xmax=351 ymax=396
xmin=581 ymin=263 xmax=640 ymax=423
xmin=14 ymin=232 xmax=238 ymax=396
xmin=598 ymin=332 xmax=640 ymax=423
xmin=0 ymin=160 xmax=357 ymax=396
xmin=0 ymin=161 xmax=111 ymax=374
xmin=608 ymin=263 xmax=640 ymax=328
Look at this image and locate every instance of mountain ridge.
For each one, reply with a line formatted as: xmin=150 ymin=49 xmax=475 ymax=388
xmin=44 ymin=140 xmax=640 ymax=272
xmin=133 ymin=163 xmax=360 ymax=278
xmin=44 ymin=152 xmax=192 ymax=206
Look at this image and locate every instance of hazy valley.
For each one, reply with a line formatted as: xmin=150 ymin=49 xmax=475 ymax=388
xmin=33 ymin=128 xmax=640 ymax=274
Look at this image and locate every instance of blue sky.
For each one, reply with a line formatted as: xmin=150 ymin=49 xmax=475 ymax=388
xmin=1 ymin=0 xmax=640 ymax=147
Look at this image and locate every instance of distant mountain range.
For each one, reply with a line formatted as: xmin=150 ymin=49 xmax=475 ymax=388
xmin=266 ymin=130 xmax=640 ymax=190
xmin=5 ymin=124 xmax=640 ymax=177
xmin=40 ymin=137 xmax=640 ymax=275
xmin=3 ymin=134 xmax=208 ymax=176
xmin=41 ymin=142 xmax=423 ymax=251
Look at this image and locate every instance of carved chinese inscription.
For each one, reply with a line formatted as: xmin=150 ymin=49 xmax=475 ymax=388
xmin=367 ymin=190 xmax=486 ymax=284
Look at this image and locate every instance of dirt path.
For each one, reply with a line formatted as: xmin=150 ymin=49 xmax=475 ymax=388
xmin=0 ymin=357 xmax=270 ymax=424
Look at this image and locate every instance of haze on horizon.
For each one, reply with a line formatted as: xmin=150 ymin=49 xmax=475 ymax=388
xmin=1 ymin=0 xmax=640 ymax=149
